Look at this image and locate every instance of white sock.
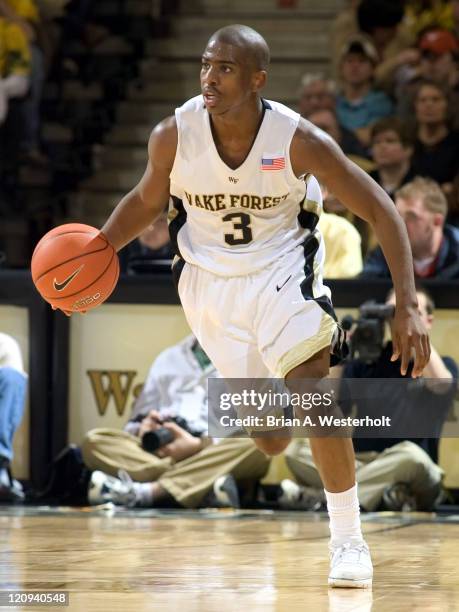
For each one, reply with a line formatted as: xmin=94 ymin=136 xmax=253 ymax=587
xmin=325 ymin=483 xmax=363 ymax=548
xmin=132 ymin=482 xmax=154 ymax=507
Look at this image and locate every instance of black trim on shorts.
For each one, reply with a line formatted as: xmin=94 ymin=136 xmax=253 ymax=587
xmin=298 ymin=228 xmax=349 ymax=365
xmin=299 ymin=231 xmax=336 ymax=321
xmin=297 ymin=190 xmax=335 ymax=319
xmin=169 ymin=196 xmax=187 ymax=259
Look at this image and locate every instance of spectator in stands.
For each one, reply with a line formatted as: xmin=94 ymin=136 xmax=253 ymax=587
xmin=411 ymin=80 xmax=459 ymax=192
xmin=297 ymin=73 xmax=336 ymax=119
xmin=330 ymin=0 xmax=360 ymax=72
xmin=0 ymin=1 xmax=36 ymax=47
xmin=0 ymin=331 xmax=27 ymax=502
xmin=307 ymin=107 xmax=371 ymax=168
xmin=369 ymin=117 xmax=415 ymax=199
xmin=0 ymin=0 xmax=47 ymax=164
xmin=81 ymin=335 xmax=271 ymax=508
xmin=317 ymin=182 xmax=363 ymax=278
xmin=336 ymin=35 xmax=394 ymax=147
xmin=418 ymin=29 xmax=459 ymax=91
xmin=362 ymin=177 xmax=459 ymax=279
xmin=396 ymin=30 xmax=459 ymax=129
xmin=322 ymin=183 xmax=375 ymax=257
xmin=286 ymin=285 xmax=457 ymax=512
xmin=357 ymin=0 xmax=417 ymax=93
xmin=0 ymin=8 xmax=30 ymax=127
xmin=331 ymin=0 xmax=416 ymax=93
xmin=404 ymin=0 xmax=455 ymax=38
xmin=420 ymin=29 xmax=459 ymax=130
xmin=119 ymin=210 xmax=173 ymax=274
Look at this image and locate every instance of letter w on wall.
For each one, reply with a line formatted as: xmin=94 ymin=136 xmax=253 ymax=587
xmin=87 ymin=370 xmax=137 ymax=416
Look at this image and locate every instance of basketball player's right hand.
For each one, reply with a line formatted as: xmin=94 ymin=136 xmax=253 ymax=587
xmin=51 ymin=306 xmax=86 ymax=316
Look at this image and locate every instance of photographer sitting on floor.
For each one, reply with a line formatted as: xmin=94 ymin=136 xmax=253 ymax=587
xmin=285 ymin=285 xmax=458 ymax=512
xmin=82 ymin=335 xmax=270 ymax=508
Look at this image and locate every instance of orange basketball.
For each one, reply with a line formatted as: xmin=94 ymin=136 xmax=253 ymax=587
xmin=31 ymin=223 xmax=119 ymax=312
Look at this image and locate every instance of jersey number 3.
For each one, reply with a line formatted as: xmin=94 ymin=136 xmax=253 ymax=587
xmin=223 ymin=212 xmax=253 ymax=245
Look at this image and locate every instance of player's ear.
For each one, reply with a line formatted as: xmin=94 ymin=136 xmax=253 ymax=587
xmin=252 ymin=70 xmax=267 ymax=92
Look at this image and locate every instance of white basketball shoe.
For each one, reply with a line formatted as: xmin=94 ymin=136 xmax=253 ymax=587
xmin=88 ymin=470 xmax=137 ymax=507
xmin=328 ymin=541 xmax=373 ymax=589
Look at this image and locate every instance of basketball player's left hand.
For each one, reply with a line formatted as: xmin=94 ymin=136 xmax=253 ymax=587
xmin=390 ymin=306 xmax=430 ymax=377
xmin=155 ymin=422 xmax=202 ymax=462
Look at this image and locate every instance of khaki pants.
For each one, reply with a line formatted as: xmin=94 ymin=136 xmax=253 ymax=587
xmin=285 ymin=439 xmax=443 ymax=511
xmin=82 ymin=429 xmax=270 ymax=508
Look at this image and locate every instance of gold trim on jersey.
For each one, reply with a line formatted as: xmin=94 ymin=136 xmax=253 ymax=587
xmin=302 ymin=173 xmax=322 ymax=216
xmin=303 ymin=197 xmax=321 ymax=216
xmin=168 ymin=207 xmax=179 ymax=223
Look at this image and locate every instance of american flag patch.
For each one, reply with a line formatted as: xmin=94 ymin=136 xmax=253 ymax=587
xmin=261 ymin=156 xmax=285 ymax=171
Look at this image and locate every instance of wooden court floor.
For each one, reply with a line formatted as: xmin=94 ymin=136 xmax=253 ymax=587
xmin=0 ymin=507 xmax=458 ymax=611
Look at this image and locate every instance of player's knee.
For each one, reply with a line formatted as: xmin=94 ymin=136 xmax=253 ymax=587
xmin=81 ymin=428 xmax=104 ymax=465
xmin=285 ymin=346 xmax=331 ymax=381
xmin=253 ymin=436 xmax=290 ymax=456
xmin=286 ymin=362 xmax=328 ymax=381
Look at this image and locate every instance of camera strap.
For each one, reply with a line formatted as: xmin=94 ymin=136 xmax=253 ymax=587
xmin=192 ymin=341 xmax=211 ymax=370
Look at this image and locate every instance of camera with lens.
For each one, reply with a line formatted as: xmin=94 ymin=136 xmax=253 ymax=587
xmin=341 ymin=301 xmax=395 ymax=363
xmin=141 ymin=416 xmax=198 ymax=453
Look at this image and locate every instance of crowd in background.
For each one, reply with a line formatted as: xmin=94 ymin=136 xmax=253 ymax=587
xmin=0 ymin=0 xmax=127 ymax=151
xmin=121 ymin=0 xmax=459 ymax=280
xmin=299 ymin=0 xmax=459 ymax=280
xmin=0 ymin=0 xmax=100 ymax=169
xmin=1 ymin=0 xmax=459 ymax=282
xmin=0 ymin=0 xmax=143 ymax=265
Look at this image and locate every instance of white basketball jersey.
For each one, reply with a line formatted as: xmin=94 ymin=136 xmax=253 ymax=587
xmin=169 ymin=95 xmax=322 ymax=276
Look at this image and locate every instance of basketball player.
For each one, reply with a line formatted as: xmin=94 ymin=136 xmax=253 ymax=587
xmin=97 ymin=26 xmax=430 ymax=588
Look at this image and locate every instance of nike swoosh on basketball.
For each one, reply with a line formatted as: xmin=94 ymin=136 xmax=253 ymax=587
xmin=53 ymin=265 xmax=84 ymax=292
xmin=276 ymin=275 xmax=291 ymax=292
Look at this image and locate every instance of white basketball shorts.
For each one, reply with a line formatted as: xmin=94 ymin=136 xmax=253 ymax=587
xmin=173 ymin=238 xmax=342 ymax=379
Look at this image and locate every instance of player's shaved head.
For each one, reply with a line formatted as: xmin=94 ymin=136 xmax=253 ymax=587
xmin=207 ymin=24 xmax=270 ymax=71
